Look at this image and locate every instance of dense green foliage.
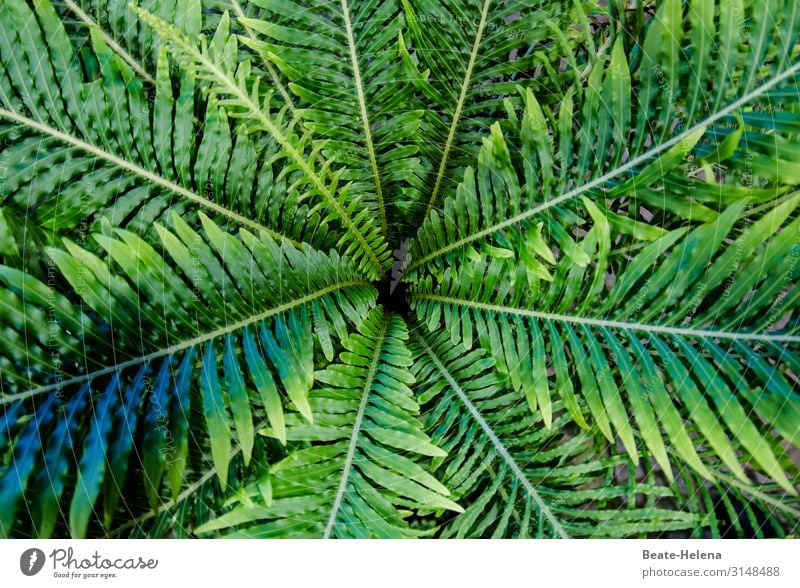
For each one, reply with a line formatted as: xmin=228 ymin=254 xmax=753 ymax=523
xmin=0 ymin=0 xmax=798 ymax=538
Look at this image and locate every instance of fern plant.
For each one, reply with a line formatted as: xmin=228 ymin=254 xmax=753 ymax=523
xmin=0 ymin=0 xmax=798 ymax=539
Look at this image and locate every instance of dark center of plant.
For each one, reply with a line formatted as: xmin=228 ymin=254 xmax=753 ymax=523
xmin=375 ymin=277 xmax=410 ymax=315
xmin=374 ymin=240 xmax=412 ymax=314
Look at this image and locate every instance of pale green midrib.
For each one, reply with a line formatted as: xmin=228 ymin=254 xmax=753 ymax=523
xmin=415 ymin=332 xmax=569 ymax=539
xmin=62 ymin=0 xmax=155 ymax=85
xmin=0 ymin=107 xmax=295 ymax=245
xmin=409 ymin=59 xmax=800 ymax=271
xmin=424 ymin=0 xmax=492 ymax=218
xmin=107 ymin=445 xmax=242 ymax=537
xmin=410 ymin=294 xmax=800 ymax=343
xmin=229 ymin=0 xmax=297 ymax=115
xmin=106 ymin=344 xmax=800 ymax=539
xmin=0 ymin=280 xmax=368 ymax=405
xmin=324 ymin=313 xmax=389 ymax=538
xmin=147 ymin=16 xmax=388 ymax=279
xmin=68 ymin=0 xmax=297 ymax=124
xmin=341 ymin=0 xmax=387 ymax=235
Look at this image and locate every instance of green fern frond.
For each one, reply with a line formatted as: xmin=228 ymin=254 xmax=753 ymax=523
xmin=410 ymin=329 xmax=700 ymax=538
xmin=407 ymin=1 xmax=800 ymax=271
xmin=194 ymin=309 xmax=461 ymax=538
xmin=410 ymin=194 xmax=800 ymax=492
xmin=0 ymin=1 xmax=322 ymax=249
xmin=133 ymin=5 xmax=392 ymax=279
xmin=234 ymin=0 xmax=429 ymax=234
xmin=400 ymin=0 xmax=584 ymax=219
xmin=0 ymin=216 xmax=374 ymax=537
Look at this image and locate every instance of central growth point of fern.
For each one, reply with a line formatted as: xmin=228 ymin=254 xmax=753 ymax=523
xmin=0 ymin=0 xmax=798 ymax=540
xmin=376 ymin=277 xmax=410 ymax=316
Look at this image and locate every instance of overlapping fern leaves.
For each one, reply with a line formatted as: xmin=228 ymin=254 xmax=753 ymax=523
xmin=0 ymin=0 xmax=798 ymax=539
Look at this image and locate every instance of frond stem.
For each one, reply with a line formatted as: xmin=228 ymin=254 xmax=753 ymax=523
xmin=414 ymin=331 xmax=569 ymax=538
xmin=324 ymin=312 xmax=389 ymax=538
xmin=0 ymin=279 xmax=369 ymax=406
xmin=62 ymin=0 xmax=155 ymax=85
xmin=410 ymin=294 xmax=800 ymax=343
xmin=341 ymin=0 xmax=387 ymax=235
xmin=409 ymin=59 xmax=800 ymax=271
xmin=423 ymin=0 xmax=492 ymax=218
xmin=0 ymin=107 xmax=296 ymax=245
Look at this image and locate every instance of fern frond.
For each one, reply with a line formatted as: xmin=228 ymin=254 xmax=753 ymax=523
xmin=133 ymin=6 xmax=392 ymax=279
xmin=410 ymin=329 xmax=700 ymax=538
xmin=235 ymin=0 xmax=428 ymax=234
xmin=0 ymin=217 xmax=375 ymax=537
xmin=400 ymin=0 xmax=582 ymax=219
xmin=408 ymin=0 xmax=800 ymax=270
xmin=410 ymin=192 xmax=800 ymax=492
xmin=0 ymin=0 xmax=323 ymax=254
xmin=193 ymin=309 xmax=461 ymax=538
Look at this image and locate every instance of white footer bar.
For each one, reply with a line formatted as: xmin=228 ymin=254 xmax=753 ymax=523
xmin=1 ymin=539 xmax=798 ymax=587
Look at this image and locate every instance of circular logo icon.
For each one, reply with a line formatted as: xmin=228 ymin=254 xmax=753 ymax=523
xmin=20 ymin=548 xmax=46 ymax=576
